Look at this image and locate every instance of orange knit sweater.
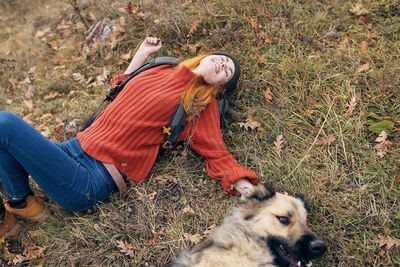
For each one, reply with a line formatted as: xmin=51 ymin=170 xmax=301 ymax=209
xmin=77 ymin=65 xmax=257 ymax=193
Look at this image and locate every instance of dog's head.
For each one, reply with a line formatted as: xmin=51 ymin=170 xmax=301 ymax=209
xmin=239 ymin=184 xmax=326 ymax=267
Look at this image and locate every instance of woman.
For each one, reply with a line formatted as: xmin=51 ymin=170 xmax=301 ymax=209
xmin=0 ymin=37 xmax=257 ymax=237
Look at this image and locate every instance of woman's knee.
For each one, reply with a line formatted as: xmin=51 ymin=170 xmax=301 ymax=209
xmin=0 ymin=112 xmax=22 ymax=135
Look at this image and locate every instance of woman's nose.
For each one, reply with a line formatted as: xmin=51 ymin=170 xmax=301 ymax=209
xmin=220 ymin=61 xmax=226 ymax=69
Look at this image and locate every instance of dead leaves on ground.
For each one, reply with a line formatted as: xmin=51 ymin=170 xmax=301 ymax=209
xmin=315 ymin=135 xmax=336 ymax=146
xmin=238 ymin=116 xmax=261 ymax=130
xmin=2 ymin=242 xmax=46 ymax=265
xmin=273 ymin=134 xmax=283 ymax=157
xmin=375 ymin=234 xmax=400 ymax=250
xmin=374 ymin=131 xmax=392 ymax=158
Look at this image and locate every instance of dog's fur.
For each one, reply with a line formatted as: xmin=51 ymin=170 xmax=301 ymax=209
xmin=171 ymin=184 xmax=326 ymax=267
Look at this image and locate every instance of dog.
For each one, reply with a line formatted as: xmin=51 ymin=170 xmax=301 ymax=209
xmin=171 ymin=184 xmax=327 ymax=267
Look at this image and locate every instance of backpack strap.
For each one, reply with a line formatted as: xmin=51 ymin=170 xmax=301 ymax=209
xmin=162 ymin=94 xmax=229 ymax=149
xmin=81 ymin=56 xmax=179 ymax=131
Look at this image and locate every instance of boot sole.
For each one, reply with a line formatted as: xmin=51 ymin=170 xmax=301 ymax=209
xmin=4 ymin=222 xmax=21 ymax=238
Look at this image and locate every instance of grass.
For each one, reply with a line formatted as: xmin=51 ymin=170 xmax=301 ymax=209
xmin=0 ymin=0 xmax=399 ymax=266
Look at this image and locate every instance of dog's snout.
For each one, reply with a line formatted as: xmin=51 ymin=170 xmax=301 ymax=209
xmin=309 ymin=239 xmax=327 ymax=258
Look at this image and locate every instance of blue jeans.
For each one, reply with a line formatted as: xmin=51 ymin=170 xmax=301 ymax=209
xmin=0 ymin=112 xmax=116 ymax=212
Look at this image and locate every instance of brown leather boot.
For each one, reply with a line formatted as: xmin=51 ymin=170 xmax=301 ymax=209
xmin=0 ymin=211 xmax=21 ymax=238
xmin=5 ymin=195 xmax=49 ymax=222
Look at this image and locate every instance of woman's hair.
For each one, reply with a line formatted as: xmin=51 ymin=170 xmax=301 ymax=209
xmin=178 ymin=55 xmax=220 ymax=123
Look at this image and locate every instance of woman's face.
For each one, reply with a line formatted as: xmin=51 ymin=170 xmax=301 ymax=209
xmin=194 ymin=55 xmax=235 ymax=86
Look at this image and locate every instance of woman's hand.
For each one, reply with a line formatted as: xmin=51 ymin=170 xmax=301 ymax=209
xmin=124 ymin=37 xmax=162 ymax=74
xmin=137 ymin=37 xmax=162 ymax=57
xmin=234 ymin=179 xmax=255 ymax=196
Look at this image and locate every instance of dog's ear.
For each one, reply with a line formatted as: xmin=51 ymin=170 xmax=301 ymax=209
xmin=247 ymin=183 xmax=276 ymax=202
xmin=295 ymin=194 xmax=310 ymax=212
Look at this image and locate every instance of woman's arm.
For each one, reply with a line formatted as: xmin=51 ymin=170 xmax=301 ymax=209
xmin=124 ymin=37 xmax=162 ymax=74
xmin=188 ymin=99 xmax=258 ymax=195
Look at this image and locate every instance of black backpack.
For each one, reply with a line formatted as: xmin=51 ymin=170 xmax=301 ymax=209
xmin=81 ymin=56 xmax=229 ymax=149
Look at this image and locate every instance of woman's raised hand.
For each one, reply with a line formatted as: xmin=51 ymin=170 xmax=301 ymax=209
xmin=137 ymin=37 xmax=162 ymax=56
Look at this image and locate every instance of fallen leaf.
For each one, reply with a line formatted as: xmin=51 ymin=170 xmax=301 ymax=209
xmin=349 ymin=4 xmax=369 ymax=16
xmin=187 ymin=19 xmax=202 ymax=38
xmin=23 ymin=100 xmax=33 ymax=110
xmin=257 ymin=31 xmax=273 ymax=44
xmin=121 ymin=51 xmax=132 ymax=61
xmin=356 ymin=62 xmax=370 ymax=73
xmin=346 ymin=95 xmax=357 ymax=115
xmin=375 ymin=234 xmax=400 ymax=250
xmin=183 ymin=233 xmax=202 ymax=245
xmin=262 ymin=88 xmax=273 ymax=103
xmin=249 ymin=17 xmax=260 ymax=32
xmin=73 ymin=73 xmax=86 ymax=83
xmin=375 ymin=131 xmax=392 ymax=158
xmin=360 ymin=41 xmax=369 ymax=53
xmin=238 ymin=116 xmax=261 ymax=130
xmin=40 ymin=113 xmax=53 ymax=122
xmin=6 ymin=99 xmax=13 ymax=105
xmin=145 ymin=228 xmax=166 ymax=244
xmin=257 ymin=5 xmax=272 ymax=18
xmin=147 ymin=191 xmax=157 ymax=200
xmin=182 ymin=206 xmax=195 ymax=215
xmin=125 ymin=2 xmax=140 ymax=14
xmin=44 ymin=91 xmax=59 ymax=100
xmin=257 ymin=55 xmax=267 ymax=66
xmin=117 ymin=240 xmax=139 ymax=257
xmin=274 ymin=134 xmax=283 ymax=157
xmin=338 ymin=37 xmax=349 ymax=50
xmin=35 ymin=27 xmax=51 ymax=38
xmin=315 ymin=135 xmax=336 ymax=146
xmin=357 ymin=16 xmax=371 ymax=24
xmin=28 ymin=229 xmax=43 ymax=238
xmin=22 ymin=242 xmax=47 ymax=261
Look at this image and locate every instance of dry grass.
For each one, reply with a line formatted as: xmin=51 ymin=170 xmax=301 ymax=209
xmin=0 ymin=0 xmax=399 ymax=266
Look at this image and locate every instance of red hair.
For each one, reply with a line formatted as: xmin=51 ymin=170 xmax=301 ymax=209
xmin=178 ymin=55 xmax=219 ymax=122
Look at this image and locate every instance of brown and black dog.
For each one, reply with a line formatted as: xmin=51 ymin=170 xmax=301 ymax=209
xmin=171 ymin=184 xmax=326 ymax=267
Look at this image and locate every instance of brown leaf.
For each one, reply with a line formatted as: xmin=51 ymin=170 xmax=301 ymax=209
xmin=125 ymin=2 xmax=140 ymax=14
xmin=315 ymin=135 xmax=336 ymax=146
xmin=273 ymin=134 xmax=283 ymax=157
xmin=249 ymin=17 xmax=260 ymax=32
xmin=121 ymin=51 xmax=132 ymax=61
xmin=257 ymin=5 xmax=272 ymax=18
xmin=22 ymin=242 xmax=47 ymax=261
xmin=145 ymin=228 xmax=166 ymax=244
xmin=349 ymin=4 xmax=369 ymax=16
xmin=6 ymin=99 xmax=13 ymax=105
xmin=262 ymin=88 xmax=273 ymax=103
xmin=23 ymin=100 xmax=33 ymax=110
xmin=238 ymin=116 xmax=261 ymax=130
xmin=338 ymin=36 xmax=349 ymax=50
xmin=44 ymin=91 xmax=59 ymax=100
xmin=356 ymin=62 xmax=370 ymax=73
xmin=360 ymin=41 xmax=369 ymax=53
xmin=187 ymin=19 xmax=202 ymax=38
xmin=257 ymin=55 xmax=267 ymax=66
xmin=183 ymin=233 xmax=202 ymax=245
xmin=116 ymin=240 xmax=139 ymax=257
xmin=375 ymin=131 xmax=392 ymax=158
xmin=356 ymin=16 xmax=371 ymax=24
xmin=40 ymin=113 xmax=53 ymax=122
xmin=35 ymin=27 xmax=51 ymax=38
xmin=346 ymin=95 xmax=357 ymax=115
xmin=257 ymin=32 xmax=273 ymax=44
xmin=375 ymin=234 xmax=400 ymax=250
xmin=182 ymin=206 xmax=195 ymax=215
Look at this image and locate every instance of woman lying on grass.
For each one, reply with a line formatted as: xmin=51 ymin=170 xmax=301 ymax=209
xmin=0 ymin=37 xmax=257 ymax=237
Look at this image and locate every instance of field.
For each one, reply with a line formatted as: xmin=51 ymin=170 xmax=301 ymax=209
xmin=0 ymin=0 xmax=399 ymax=266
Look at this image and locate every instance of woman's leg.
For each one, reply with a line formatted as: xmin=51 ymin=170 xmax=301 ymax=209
xmin=0 ymin=111 xmax=115 ymax=212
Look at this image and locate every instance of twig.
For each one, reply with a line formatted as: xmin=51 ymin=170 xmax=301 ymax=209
xmin=283 ymin=98 xmax=335 ymax=181
xmin=69 ymin=0 xmax=89 ymax=30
